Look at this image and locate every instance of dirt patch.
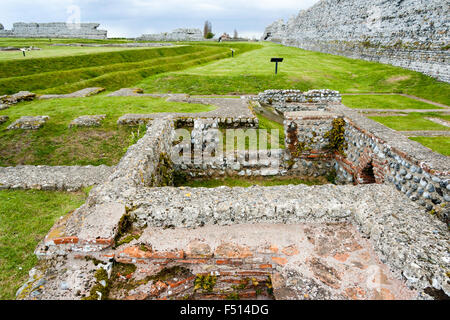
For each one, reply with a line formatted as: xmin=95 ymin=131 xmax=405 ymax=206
xmin=385 ymin=75 xmax=411 ymax=83
xmin=289 ymin=75 xmax=314 ymax=83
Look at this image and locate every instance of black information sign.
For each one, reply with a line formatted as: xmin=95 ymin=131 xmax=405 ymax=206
xmin=270 ymin=58 xmax=283 ymax=74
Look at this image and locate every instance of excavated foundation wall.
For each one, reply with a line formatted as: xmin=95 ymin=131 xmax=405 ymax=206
xmin=170 ymin=101 xmax=449 ymax=225
xmin=18 ymin=114 xmax=450 ymax=300
xmin=172 ymin=117 xmax=335 ymax=179
xmin=284 ymin=111 xmax=449 ymax=224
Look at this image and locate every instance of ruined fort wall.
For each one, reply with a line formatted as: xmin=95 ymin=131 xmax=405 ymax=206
xmin=137 ymin=28 xmax=204 ymax=41
xmin=0 ymin=22 xmax=107 ymax=39
xmin=263 ymin=0 xmax=450 ymax=82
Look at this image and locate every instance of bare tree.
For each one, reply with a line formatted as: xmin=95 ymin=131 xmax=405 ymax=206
xmin=203 ymin=21 xmax=212 ymax=38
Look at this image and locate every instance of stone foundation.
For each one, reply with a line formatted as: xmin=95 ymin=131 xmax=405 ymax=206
xmin=69 ymin=115 xmax=106 ymax=128
xmin=13 ymin=92 xmax=450 ymax=301
xmin=7 ymin=116 xmax=49 ymax=130
xmin=284 ymin=107 xmax=449 ymax=224
xmin=0 ymin=165 xmax=113 ymax=191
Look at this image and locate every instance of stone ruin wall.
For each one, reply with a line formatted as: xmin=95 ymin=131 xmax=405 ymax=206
xmin=137 ymin=28 xmax=204 ymax=41
xmin=282 ymin=110 xmax=449 ymax=225
xmin=168 ymin=92 xmax=449 ymax=224
xmin=262 ymin=0 xmax=450 ymax=82
xmin=19 ymin=114 xmax=449 ymax=300
xmin=0 ymin=22 xmax=107 ymax=39
xmin=3 ymin=90 xmax=447 ymax=300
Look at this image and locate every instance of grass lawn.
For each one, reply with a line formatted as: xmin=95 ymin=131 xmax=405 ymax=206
xmin=343 ymin=94 xmax=443 ymax=109
xmin=0 ymin=96 xmax=215 ymax=166
xmin=138 ymin=42 xmax=450 ymax=106
xmin=256 ymin=112 xmax=285 ymax=149
xmin=0 ymin=189 xmax=87 ymax=300
xmin=369 ymin=112 xmax=450 ymax=131
xmin=0 ymin=45 xmax=149 ymax=61
xmin=0 ymin=41 xmax=260 ymax=95
xmin=409 ymin=137 xmax=450 ymax=156
xmin=175 ymin=176 xmax=326 ymax=188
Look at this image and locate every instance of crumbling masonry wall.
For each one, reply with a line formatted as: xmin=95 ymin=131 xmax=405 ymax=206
xmin=35 ymin=118 xmax=175 ymax=257
xmin=0 ymin=22 xmax=107 ymax=39
xmin=16 ymin=111 xmax=450 ymax=300
xmin=284 ymin=110 xmax=449 ymax=224
xmin=137 ymin=28 xmax=203 ymax=41
xmin=263 ymin=0 xmax=450 ymax=82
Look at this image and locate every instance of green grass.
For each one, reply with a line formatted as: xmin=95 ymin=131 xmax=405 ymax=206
xmin=0 ymin=189 xmax=87 ymax=300
xmin=409 ymin=136 xmax=450 ymax=156
xmin=0 ymin=41 xmax=261 ymax=95
xmin=343 ymin=94 xmax=443 ymax=109
xmin=216 ymin=112 xmax=285 ymax=151
xmin=138 ymin=42 xmax=450 ymax=105
xmin=0 ymin=45 xmax=150 ymax=61
xmin=176 ymin=176 xmax=325 ymax=188
xmin=256 ymin=112 xmax=285 ymax=149
xmin=369 ymin=112 xmax=450 ymax=131
xmin=0 ymin=96 xmax=215 ymax=166
xmin=0 ymin=45 xmax=235 ymax=94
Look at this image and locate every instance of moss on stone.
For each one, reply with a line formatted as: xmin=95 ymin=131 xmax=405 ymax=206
xmin=156 ymin=152 xmax=174 ymax=187
xmin=115 ymin=233 xmax=141 ymax=247
xmin=226 ymin=292 xmax=240 ymax=300
xmin=194 ymin=274 xmax=217 ymax=292
xmin=113 ymin=213 xmax=134 ymax=247
xmin=84 ymin=256 xmax=104 ymax=266
xmin=82 ymin=268 xmax=110 ymax=300
xmin=324 ymin=118 xmax=347 ymax=155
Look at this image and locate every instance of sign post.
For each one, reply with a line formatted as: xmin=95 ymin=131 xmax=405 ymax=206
xmin=271 ymin=58 xmax=284 ymax=74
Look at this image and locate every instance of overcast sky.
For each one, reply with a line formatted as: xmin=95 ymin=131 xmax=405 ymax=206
xmin=0 ymin=0 xmax=320 ymax=38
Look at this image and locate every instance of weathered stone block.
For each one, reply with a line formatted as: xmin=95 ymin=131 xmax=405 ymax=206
xmin=0 ymin=115 xmax=8 ymax=124
xmin=69 ymin=115 xmax=106 ymax=128
xmin=7 ymin=116 xmax=49 ymax=130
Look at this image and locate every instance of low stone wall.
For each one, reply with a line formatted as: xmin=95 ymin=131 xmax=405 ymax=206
xmin=89 ymin=118 xmax=175 ymax=203
xmin=39 ymin=87 xmax=105 ymax=100
xmin=7 ymin=116 xmax=49 ymax=130
xmin=256 ymin=89 xmax=342 ymax=105
xmin=0 ymin=165 xmax=113 ymax=191
xmin=0 ymin=91 xmax=36 ymax=109
xmin=137 ymin=28 xmax=203 ymax=41
xmin=118 ymin=96 xmax=258 ymax=128
xmin=0 ymin=22 xmax=107 ymax=39
xmin=118 ymin=115 xmax=259 ymax=128
xmin=16 ymin=106 xmax=450 ymax=300
xmin=335 ymin=112 xmax=449 ymax=222
xmin=34 ymin=118 xmax=176 ymax=257
xmin=172 ymin=118 xmax=332 ymax=178
xmin=283 ymin=107 xmax=450 ymax=224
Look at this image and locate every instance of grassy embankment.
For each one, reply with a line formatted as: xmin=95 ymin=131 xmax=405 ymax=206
xmin=138 ymin=42 xmax=450 ymax=106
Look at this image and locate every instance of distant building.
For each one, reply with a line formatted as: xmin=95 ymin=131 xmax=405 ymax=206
xmin=218 ymin=33 xmax=232 ymax=42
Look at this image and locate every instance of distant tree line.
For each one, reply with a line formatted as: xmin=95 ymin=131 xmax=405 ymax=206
xmin=203 ymin=21 xmax=240 ymax=40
